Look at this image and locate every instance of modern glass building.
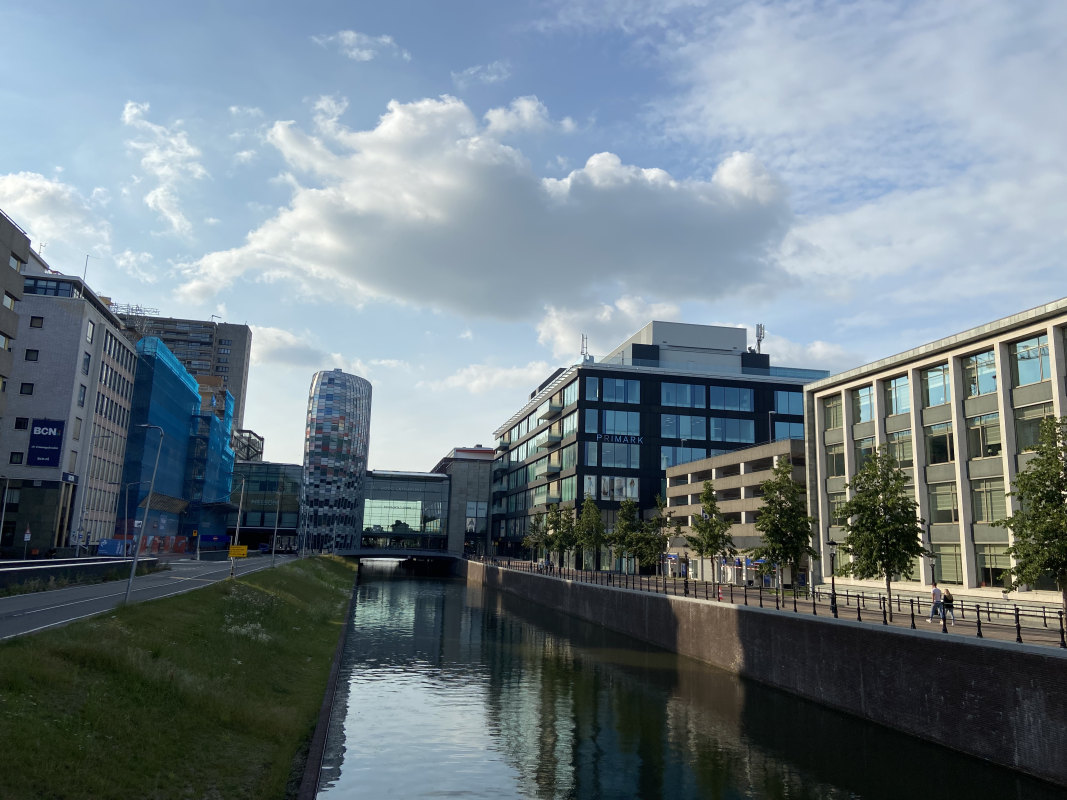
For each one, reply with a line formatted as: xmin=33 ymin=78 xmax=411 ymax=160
xmin=491 ymin=321 xmax=827 ymax=559
xmin=302 ymin=368 xmax=372 ymax=551
xmin=227 ymin=461 xmax=302 ymax=552
xmin=805 ymin=297 xmax=1067 ymax=598
xmin=361 ymin=470 xmax=450 ymax=552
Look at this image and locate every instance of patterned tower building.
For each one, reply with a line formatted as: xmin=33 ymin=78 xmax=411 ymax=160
xmin=301 ymin=369 xmax=372 ymax=551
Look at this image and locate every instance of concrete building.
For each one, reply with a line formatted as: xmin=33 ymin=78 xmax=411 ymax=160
xmin=805 ymin=297 xmax=1067 ymax=599
xmin=0 ymin=253 xmax=137 ymax=554
xmin=302 ymin=368 xmax=372 ymax=551
xmin=491 ymin=321 xmax=827 ymax=559
xmin=665 ymin=439 xmax=806 ymax=584
xmin=114 ymin=310 xmax=252 ymax=428
xmin=430 ymin=445 xmax=495 ymax=556
xmin=0 ymin=209 xmax=28 ymax=421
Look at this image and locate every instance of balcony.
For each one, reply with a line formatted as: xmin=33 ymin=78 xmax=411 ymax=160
xmin=495 ymin=438 xmax=510 ymax=451
xmin=492 ymin=488 xmax=507 ymax=501
xmin=538 ymin=402 xmax=563 ymax=422
xmin=492 ymin=463 xmax=508 ymax=479
xmin=536 ymin=433 xmax=562 ymax=451
xmin=544 ymin=463 xmax=561 ymax=474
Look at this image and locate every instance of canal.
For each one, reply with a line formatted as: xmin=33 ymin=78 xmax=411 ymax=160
xmin=315 ymin=564 xmax=1060 ymax=799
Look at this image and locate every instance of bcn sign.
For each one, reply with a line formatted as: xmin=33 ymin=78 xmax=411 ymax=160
xmin=28 ymin=419 xmax=66 ymax=468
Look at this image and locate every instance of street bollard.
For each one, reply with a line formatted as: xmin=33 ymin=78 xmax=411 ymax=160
xmin=1015 ymin=607 xmax=1023 ymax=644
xmin=744 ymin=584 xmax=748 ymax=606
xmin=1059 ymin=611 xmax=1066 ymax=649
xmin=856 ymin=599 xmax=862 ymax=622
xmin=812 ymin=590 xmax=817 ymax=616
xmin=759 ymin=586 xmax=764 ymax=608
xmin=882 ymin=597 xmax=888 ymax=626
xmin=975 ymin=605 xmax=983 ymax=638
xmin=909 ymin=598 xmax=915 ymax=629
xmin=941 ymin=604 xmax=948 ymax=633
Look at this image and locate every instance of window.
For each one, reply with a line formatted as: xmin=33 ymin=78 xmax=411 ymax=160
xmin=19 ymin=383 xmax=33 ymax=395
xmin=825 ymin=443 xmax=845 ymax=477
xmin=659 ymin=446 xmax=709 ymax=468
xmin=775 ymin=391 xmax=804 ymax=415
xmin=709 ymin=386 xmax=753 ymax=412
xmin=14 ymin=417 xmax=28 ymax=430
xmin=1015 ymin=403 xmax=1053 ymax=452
xmin=662 ymin=382 xmax=705 ymax=408
xmin=601 ymin=441 xmax=640 ymax=468
xmin=602 ymin=410 xmax=640 ymax=436
xmin=0 ymin=333 xmax=8 ymax=351
xmin=887 ymin=429 xmax=913 ymax=468
xmin=9 ymin=254 xmax=23 ymax=271
xmin=602 ymin=378 xmax=640 ymax=403
xmin=584 ymin=442 xmax=598 ymax=466
xmin=975 ymin=545 xmax=1011 ymax=589
xmin=827 ymin=492 xmax=847 ymax=526
xmin=962 ymin=350 xmax=996 ymax=397
xmin=218 ymin=347 xmax=231 ymax=355
xmin=853 ymin=437 xmax=875 ymax=469
xmin=1010 ymin=335 xmax=1050 ymax=387
xmin=851 ymin=386 xmax=873 ymax=423
xmin=920 ymin=364 xmax=951 ymax=408
xmin=971 ymin=478 xmax=1006 ymax=523
xmin=708 ymin=417 xmax=755 ymax=443
xmin=925 ymin=422 xmax=955 ymax=464
xmin=86 ymin=320 xmax=95 ymax=344
xmin=927 ymin=483 xmax=959 ymax=523
xmin=30 ymin=316 xmax=43 ymax=328
xmin=562 ymin=380 xmax=578 ymax=407
xmin=823 ymin=395 xmax=843 ymax=429
xmin=661 ymin=414 xmax=706 ymax=440
xmin=585 ymin=377 xmax=599 ymax=401
xmin=24 ymin=349 xmax=39 ymax=362
xmin=884 ymin=376 xmax=910 ymax=416
xmin=9 ymin=452 xmax=23 ymax=465
xmin=2 ymin=293 xmax=15 ymax=309
xmin=773 ymin=421 xmax=804 ymax=440
xmin=584 ymin=408 xmax=598 ymax=434
xmin=966 ymin=413 xmax=1002 ymax=459
xmin=82 ymin=352 xmax=91 ymax=375
xmin=219 ymin=338 xmax=232 ymax=346
xmin=77 ymin=384 xmax=87 ymax=408
xmin=561 ymin=412 xmax=577 ymax=438
xmin=72 ymin=417 xmax=83 ymax=440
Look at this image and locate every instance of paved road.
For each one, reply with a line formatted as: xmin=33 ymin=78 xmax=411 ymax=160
xmin=0 ymin=555 xmax=297 ymax=640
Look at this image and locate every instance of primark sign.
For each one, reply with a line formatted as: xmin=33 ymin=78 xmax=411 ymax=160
xmin=28 ymin=419 xmax=65 ymax=468
xmin=595 ymin=434 xmax=644 ymax=444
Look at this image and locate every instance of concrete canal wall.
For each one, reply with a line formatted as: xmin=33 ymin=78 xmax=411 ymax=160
xmin=458 ymin=560 xmax=1067 ymax=788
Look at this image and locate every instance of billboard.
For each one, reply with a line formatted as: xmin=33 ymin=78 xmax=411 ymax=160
xmin=28 ymin=419 xmax=65 ymax=468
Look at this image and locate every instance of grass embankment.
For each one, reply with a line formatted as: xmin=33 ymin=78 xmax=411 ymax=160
xmin=0 ymin=555 xmax=356 ymax=800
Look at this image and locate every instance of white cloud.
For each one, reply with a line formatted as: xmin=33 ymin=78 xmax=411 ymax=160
xmin=113 ymin=249 xmax=160 ymax=284
xmin=250 ymin=325 xmax=377 ymax=379
xmin=452 ymin=60 xmax=512 ymax=88
xmin=177 ymin=94 xmax=790 ymax=318
xmin=122 ymin=101 xmax=208 ymax=236
xmin=537 ymin=296 xmax=681 ymax=360
xmin=229 ymin=105 xmax=264 ymax=117
xmin=312 ymin=30 xmax=411 ymax=62
xmin=234 ymin=149 xmax=256 ymax=164
xmin=419 ymin=361 xmax=554 ymax=395
xmin=459 ymin=329 xmax=473 ymax=340
xmin=0 ymin=171 xmax=111 ymax=253
xmin=484 ymin=96 xmax=562 ymax=136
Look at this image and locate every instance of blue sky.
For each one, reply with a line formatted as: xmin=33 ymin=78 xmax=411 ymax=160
xmin=3 ymin=1 xmax=1065 ymax=469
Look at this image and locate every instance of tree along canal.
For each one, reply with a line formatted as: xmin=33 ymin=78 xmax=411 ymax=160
xmin=315 ymin=563 xmax=1061 ymax=799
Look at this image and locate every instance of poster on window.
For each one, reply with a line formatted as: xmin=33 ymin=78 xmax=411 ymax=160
xmin=613 ymin=477 xmax=625 ymax=501
xmin=584 ymin=475 xmax=597 ymax=500
xmin=600 ymin=475 xmax=611 ymax=501
xmin=28 ymin=419 xmax=65 ymax=468
xmin=627 ymin=478 xmax=639 ymax=499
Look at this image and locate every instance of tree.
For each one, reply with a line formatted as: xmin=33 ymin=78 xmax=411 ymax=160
xmin=608 ymin=498 xmax=642 ymax=573
xmin=996 ymin=416 xmax=1067 ymax=613
xmin=838 ymin=447 xmax=928 ymax=621
xmin=523 ymin=511 xmax=548 ymax=560
xmin=749 ymin=456 xmax=818 ymax=598
xmin=640 ymin=494 xmax=680 ymax=574
xmin=685 ymin=481 xmax=735 ymax=590
xmin=548 ymin=502 xmax=578 ymax=568
xmin=576 ymin=495 xmax=606 ymax=570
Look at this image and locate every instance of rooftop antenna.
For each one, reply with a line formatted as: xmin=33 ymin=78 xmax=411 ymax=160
xmin=580 ymin=334 xmax=589 ymax=362
xmin=38 ymin=242 xmax=47 ymax=254
xmin=756 ymin=323 xmax=765 ymax=354
xmin=83 ymin=253 xmax=99 ymax=281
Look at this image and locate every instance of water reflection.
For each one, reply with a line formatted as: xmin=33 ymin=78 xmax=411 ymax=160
xmin=317 ymin=565 xmax=1060 ymax=799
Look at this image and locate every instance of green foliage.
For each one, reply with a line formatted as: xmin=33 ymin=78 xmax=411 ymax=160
xmin=548 ymin=502 xmax=578 ymax=562
xmin=996 ymin=416 xmax=1067 ymax=610
xmin=608 ymin=497 xmax=641 ymax=558
xmin=523 ymin=511 xmax=549 ymax=556
xmin=633 ymin=495 xmax=679 ymax=570
xmin=749 ymin=457 xmax=818 ymax=578
xmin=686 ymin=481 xmax=735 ymax=580
xmin=839 ymin=447 xmax=928 ymax=618
xmin=576 ymin=495 xmax=606 ymax=553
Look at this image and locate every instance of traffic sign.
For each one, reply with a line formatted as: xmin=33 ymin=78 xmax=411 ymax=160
xmin=228 ymin=545 xmax=248 ymax=558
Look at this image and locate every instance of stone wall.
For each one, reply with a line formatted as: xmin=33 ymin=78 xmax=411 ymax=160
xmin=458 ymin=559 xmax=1067 ymax=788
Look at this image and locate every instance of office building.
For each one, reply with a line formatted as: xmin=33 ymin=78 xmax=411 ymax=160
xmin=114 ymin=310 xmax=252 ymax=428
xmin=361 ymin=470 xmax=450 ymax=552
xmin=302 ymin=368 xmax=371 ymax=551
xmin=227 ymin=460 xmax=302 ymax=552
xmin=490 ymin=321 xmax=827 ymax=559
xmin=805 ymin=297 xmax=1067 ymax=597
xmin=430 ymin=445 xmax=495 ymax=556
xmin=1 ymin=252 xmax=136 ymax=554
xmin=0 ymin=208 xmax=28 ymax=420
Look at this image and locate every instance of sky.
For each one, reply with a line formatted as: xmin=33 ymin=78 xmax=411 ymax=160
xmin=2 ymin=1 xmax=1065 ymax=470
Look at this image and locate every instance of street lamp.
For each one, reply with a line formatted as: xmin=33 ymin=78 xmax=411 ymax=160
xmin=827 ymin=539 xmax=839 ymax=618
xmin=124 ymin=425 xmax=164 ymax=605
xmin=229 ymin=477 xmax=246 ymax=578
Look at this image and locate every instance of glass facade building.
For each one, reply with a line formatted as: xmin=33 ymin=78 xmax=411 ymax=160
xmin=361 ymin=471 xmax=450 ymax=551
xmin=302 ymin=369 xmax=372 ymax=551
xmin=227 ymin=461 xmax=302 ymax=552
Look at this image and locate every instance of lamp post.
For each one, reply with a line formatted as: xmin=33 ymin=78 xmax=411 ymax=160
xmin=229 ymin=477 xmax=246 ymax=579
xmin=827 ymin=539 xmax=839 ymax=618
xmin=124 ymin=424 xmax=164 ymax=605
xmin=0 ymin=475 xmax=8 ymax=553
xmin=270 ymin=476 xmax=282 ymax=568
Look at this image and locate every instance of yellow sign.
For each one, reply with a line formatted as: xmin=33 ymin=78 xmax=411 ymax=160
xmin=229 ymin=545 xmax=248 ymax=558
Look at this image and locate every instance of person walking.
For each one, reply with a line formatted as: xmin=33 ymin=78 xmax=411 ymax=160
xmin=928 ymin=582 xmax=943 ymax=623
xmin=942 ymin=588 xmax=955 ymax=625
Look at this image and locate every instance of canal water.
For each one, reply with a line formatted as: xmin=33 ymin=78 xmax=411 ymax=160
xmin=316 ymin=564 xmax=1060 ymax=799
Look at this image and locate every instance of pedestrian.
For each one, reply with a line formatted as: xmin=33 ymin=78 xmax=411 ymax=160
xmin=942 ymin=588 xmax=955 ymax=625
xmin=927 ymin=582 xmax=943 ymax=623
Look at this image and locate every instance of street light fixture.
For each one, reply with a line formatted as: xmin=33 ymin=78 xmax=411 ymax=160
xmin=124 ymin=424 xmax=164 ymax=605
xmin=827 ymin=539 xmax=839 ymax=618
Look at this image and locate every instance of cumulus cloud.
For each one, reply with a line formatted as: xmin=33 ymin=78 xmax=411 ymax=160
xmin=122 ymin=101 xmax=208 ymax=235
xmin=177 ymin=94 xmax=790 ymax=317
xmin=419 ymin=361 xmax=554 ymax=395
xmin=537 ymin=296 xmax=681 ymax=360
xmin=452 ymin=60 xmax=512 ymax=88
xmin=312 ymin=30 xmax=411 ymax=62
xmin=229 ymin=105 xmax=263 ymax=117
xmin=0 ymin=171 xmax=111 ymax=252
xmin=113 ymin=249 xmax=160 ymax=283
xmin=484 ymin=96 xmax=574 ymax=136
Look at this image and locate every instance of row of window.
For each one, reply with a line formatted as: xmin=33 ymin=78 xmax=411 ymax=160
xmin=828 ymin=478 xmax=1007 ymax=527
xmin=826 ymin=334 xmax=1054 ymax=427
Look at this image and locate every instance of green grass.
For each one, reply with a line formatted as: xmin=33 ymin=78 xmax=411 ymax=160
xmin=0 ymin=555 xmax=357 ymax=800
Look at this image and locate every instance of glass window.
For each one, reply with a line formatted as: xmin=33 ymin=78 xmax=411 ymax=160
xmin=77 ymin=384 xmax=87 ymax=408
xmin=603 ymin=410 xmax=640 ymax=436
xmin=19 ymin=383 xmax=33 ymax=395
xmin=659 ymin=446 xmax=709 ymax=469
xmin=851 ymin=386 xmax=873 ymax=423
xmin=661 ymin=414 xmax=706 ymax=440
xmin=563 ymin=380 xmax=578 ymax=407
xmin=975 ymin=544 xmax=1011 ymax=589
xmin=853 ymin=436 xmax=875 ymax=469
xmin=86 ymin=320 xmax=96 ymax=344
xmin=561 ymin=412 xmax=577 ymax=438
xmin=925 ymin=422 xmax=955 ymax=464
xmin=24 ymin=349 xmax=39 ymax=361
xmin=774 ymin=391 xmax=804 ymax=415
xmin=887 ymin=429 xmax=913 ymax=468
xmin=927 ymin=483 xmax=959 ymax=523
xmin=970 ymin=478 xmax=1006 ymax=523
xmin=30 ymin=316 xmax=44 ymax=328
xmin=962 ymin=350 xmax=996 ymax=397
xmin=9 ymin=452 xmax=23 ymax=464
xmin=920 ymin=364 xmax=951 ymax=407
xmin=827 ymin=492 xmax=847 ymax=526
xmin=662 ymin=383 xmax=705 ymax=408
xmin=14 ymin=417 xmax=28 ymax=430
xmin=773 ymin=421 xmax=804 ymax=440
xmin=1014 ymin=403 xmax=1053 ymax=453
xmin=709 ymin=417 xmax=755 ymax=443
xmin=884 ymin=376 xmax=910 ymax=416
xmin=2 ymin=293 xmax=15 ymax=309
xmin=823 ymin=395 xmax=843 ymax=429
xmin=82 ymin=352 xmax=91 ymax=375
xmin=561 ymin=475 xmax=576 ymax=503
xmin=932 ymin=543 xmax=963 ymax=585
xmin=825 ymin=443 xmax=845 ymax=477
xmin=966 ymin=413 xmax=1002 ymax=459
xmin=709 ymin=386 xmax=753 ymax=411
xmin=601 ymin=442 xmax=640 ymax=468
xmin=585 ymin=377 xmax=599 ymax=401
xmin=72 ymin=417 xmax=83 ymax=440
xmin=584 ymin=442 xmax=598 ymax=466
xmin=602 ymin=378 xmax=640 ymax=403
xmin=584 ymin=408 xmax=598 ymax=434
xmin=1010 ymin=335 xmax=1050 ymax=387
